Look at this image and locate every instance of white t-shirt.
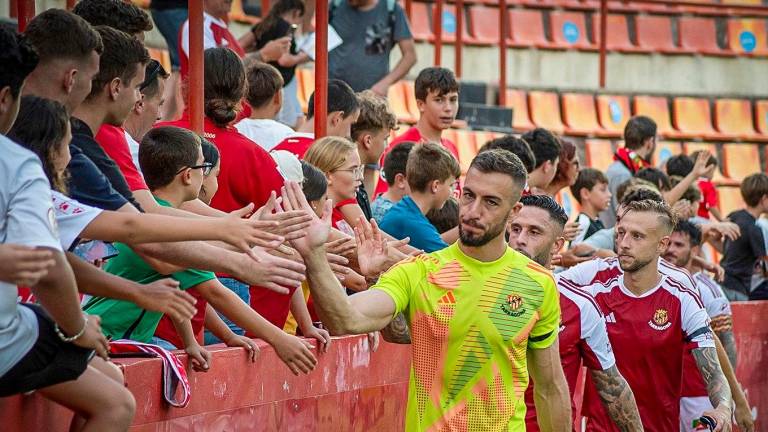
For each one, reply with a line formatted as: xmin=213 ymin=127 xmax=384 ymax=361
xmin=0 ymin=135 xmax=63 ymax=377
xmin=235 ymin=118 xmax=295 ymax=151
xmin=51 ymin=191 xmax=104 ymax=251
xmin=125 ymin=130 xmax=142 ymax=176
xmin=180 ymin=12 xmax=228 ymax=60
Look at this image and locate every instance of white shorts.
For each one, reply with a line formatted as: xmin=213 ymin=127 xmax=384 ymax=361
xmin=680 ymin=396 xmax=713 ymax=431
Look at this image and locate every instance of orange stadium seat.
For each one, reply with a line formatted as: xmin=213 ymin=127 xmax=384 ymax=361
xmin=679 ymin=17 xmax=731 ymax=56
xmin=561 ymin=93 xmax=608 ymax=136
xmin=473 ymin=130 xmax=497 ymax=148
xmin=653 ymin=141 xmax=683 ymax=167
xmin=633 ymin=95 xmax=683 ymax=139
xmin=297 ymin=68 xmax=314 ymax=114
xmin=727 ymin=19 xmax=768 ymax=56
xmin=596 ymin=94 xmax=631 ymax=136
xmin=684 ymin=142 xmax=734 ymax=185
xmin=717 ymin=186 xmax=745 ymax=216
xmin=756 ymin=100 xmax=768 ymax=136
xmin=401 ymin=81 xmax=421 ymax=123
xmin=721 ymin=0 xmax=763 ymax=5
xmin=503 ymin=89 xmax=536 ymax=131
xmin=550 ymin=11 xmax=595 ymax=50
xmin=528 ymin=91 xmax=566 ymax=133
xmin=584 ymin=139 xmax=615 ymax=172
xmin=430 ymin=4 xmax=473 ymax=43
xmin=714 ymin=99 xmax=765 ymax=141
xmin=721 ymin=144 xmax=761 ymax=181
xmin=388 ymin=82 xmax=417 ymax=124
xmin=635 ymin=15 xmax=680 ymax=54
xmin=594 ymin=14 xmax=642 ymax=53
xmin=468 ymin=6 xmax=501 ymax=45
xmin=147 ymin=48 xmax=171 ymax=75
xmin=454 ymin=130 xmax=478 ymax=173
xmin=409 ymin=2 xmax=433 ymax=41
xmin=672 ymin=97 xmax=722 ymax=140
xmin=507 ymin=9 xmax=553 ymax=49
xmin=556 ymin=187 xmax=581 ymax=217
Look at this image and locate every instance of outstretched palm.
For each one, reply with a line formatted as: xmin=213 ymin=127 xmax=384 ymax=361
xmin=355 ymin=217 xmax=391 ymax=277
xmin=281 ymin=181 xmax=331 ymax=256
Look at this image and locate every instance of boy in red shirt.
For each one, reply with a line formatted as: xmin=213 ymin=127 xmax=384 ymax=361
xmin=693 ymin=151 xmax=723 ymax=221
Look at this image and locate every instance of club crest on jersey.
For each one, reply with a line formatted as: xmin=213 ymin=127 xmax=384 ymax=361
xmin=501 ymin=294 xmax=526 ymax=317
xmin=649 ymin=308 xmax=671 ymax=331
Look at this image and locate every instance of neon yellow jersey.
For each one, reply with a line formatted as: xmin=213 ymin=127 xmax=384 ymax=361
xmin=373 ymin=243 xmax=560 ymax=432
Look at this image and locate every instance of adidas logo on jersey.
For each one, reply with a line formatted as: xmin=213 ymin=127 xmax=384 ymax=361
xmin=605 ymin=312 xmax=616 ymax=324
xmin=437 ymin=291 xmax=456 ymax=305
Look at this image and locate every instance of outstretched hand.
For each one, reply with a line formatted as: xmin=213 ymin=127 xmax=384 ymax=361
xmin=355 ymin=217 xmax=393 ymax=277
xmin=252 ymin=191 xmax=312 ymax=241
xmin=281 ymin=182 xmax=332 ymax=256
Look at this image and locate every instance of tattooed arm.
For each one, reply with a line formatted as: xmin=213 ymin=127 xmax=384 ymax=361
xmin=692 ymin=347 xmax=733 ymax=432
xmin=590 ymin=366 xmax=643 ymax=432
xmin=381 ymin=312 xmax=411 ymax=344
xmin=715 ymin=328 xmax=737 ymax=369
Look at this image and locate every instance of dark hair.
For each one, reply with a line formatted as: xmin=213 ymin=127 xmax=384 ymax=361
xmin=0 ymin=26 xmax=38 ymax=98
xmin=140 ymin=59 xmax=170 ymax=99
xmin=426 ymin=197 xmax=459 ymax=234
xmin=307 ymin=79 xmax=359 ymax=119
xmin=244 ymin=61 xmax=283 ymax=108
xmin=201 ymin=138 xmax=220 ymax=169
xmin=624 ymin=116 xmax=657 ymax=150
xmin=382 ymin=141 xmax=414 ymax=186
xmin=622 ymin=199 xmax=677 ymax=233
xmin=520 ymin=194 xmax=568 ymax=229
xmin=87 ymin=26 xmax=149 ymax=101
xmin=620 ymin=187 xmax=664 ymax=206
xmin=351 ymin=90 xmax=397 ymax=141
xmin=479 ymin=135 xmax=535 ymax=174
xmin=521 ymin=128 xmax=561 ymax=169
xmin=301 ymin=160 xmax=328 ymax=202
xmin=673 ymin=219 xmax=702 ymax=247
xmin=551 ymin=138 xmax=577 ymax=185
xmin=468 ymin=149 xmax=528 ymax=201
xmin=251 ymin=0 xmax=304 ymax=41
xmin=665 ymin=154 xmax=694 ymax=178
xmin=406 ymin=142 xmax=461 ymax=192
xmin=414 ymin=67 xmax=459 ymax=101
xmin=741 ymin=173 xmax=768 ymax=207
xmin=139 ymin=126 xmax=202 ymax=190
xmin=7 ymin=96 xmax=70 ymax=192
xmin=570 ymin=168 xmax=608 ymax=203
xmin=204 ymin=47 xmax=246 ymax=127
xmin=73 ymin=0 xmax=153 ymax=35
xmin=690 ymin=150 xmax=718 ymax=168
xmin=24 ymin=9 xmax=103 ymax=63
xmin=635 ymin=167 xmax=670 ymax=192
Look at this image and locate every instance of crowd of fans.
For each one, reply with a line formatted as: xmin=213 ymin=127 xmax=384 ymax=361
xmin=0 ymin=0 xmax=762 ymax=431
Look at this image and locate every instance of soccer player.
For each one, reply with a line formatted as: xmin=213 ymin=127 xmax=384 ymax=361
xmin=565 ymin=200 xmax=732 ymax=432
xmin=285 ymin=149 xmax=572 ymax=431
xmin=507 ymin=195 xmax=642 ymax=432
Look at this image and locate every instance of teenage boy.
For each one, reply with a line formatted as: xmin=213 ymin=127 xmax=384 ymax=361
xmin=521 ymin=128 xmax=561 ymax=194
xmin=570 ymin=168 xmax=612 ymax=245
xmin=372 ymin=141 xmax=414 ymax=223
xmin=273 ymin=79 xmax=361 ymax=158
xmin=380 ymin=142 xmax=460 ymax=252
xmin=235 ymin=61 xmax=294 ymax=151
xmin=375 ymin=67 xmax=460 ymax=196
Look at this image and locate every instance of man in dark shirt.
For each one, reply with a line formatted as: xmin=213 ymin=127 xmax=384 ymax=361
xmin=721 ymin=173 xmax=768 ymax=301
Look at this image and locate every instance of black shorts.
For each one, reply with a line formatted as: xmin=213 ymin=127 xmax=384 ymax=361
xmin=0 ymin=303 xmax=94 ymax=397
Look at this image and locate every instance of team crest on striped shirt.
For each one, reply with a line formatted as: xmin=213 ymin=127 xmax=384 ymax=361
xmin=649 ymin=308 xmax=672 ymax=330
xmin=501 ymin=293 xmax=526 ymax=317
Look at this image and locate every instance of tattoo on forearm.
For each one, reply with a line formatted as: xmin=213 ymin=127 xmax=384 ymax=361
xmin=693 ymin=347 xmax=733 ymax=411
xmin=590 ymin=366 xmax=643 ymax=432
xmin=716 ymin=330 xmax=738 ymax=369
xmin=381 ymin=313 xmax=411 ymax=344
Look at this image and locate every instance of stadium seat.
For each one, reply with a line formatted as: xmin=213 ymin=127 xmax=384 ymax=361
xmin=593 ymin=14 xmax=642 ymax=53
xmin=672 ymin=97 xmax=723 ymax=140
xmin=473 ymin=130 xmax=497 ymax=149
xmin=727 ymin=19 xmax=768 ymax=56
xmin=653 ymin=141 xmax=683 ymax=167
xmin=468 ymin=6 xmax=501 ymax=45
xmin=503 ymin=89 xmax=536 ymax=131
xmin=297 ymin=68 xmax=314 ymax=114
xmin=633 ymin=95 xmax=683 ymax=139
xmin=561 ymin=93 xmax=609 ymax=137
xmin=679 ymin=17 xmax=731 ymax=56
xmin=714 ymin=99 xmax=765 ymax=141
xmin=147 ymin=48 xmax=171 ymax=75
xmin=635 ymin=15 xmax=680 ymax=54
xmin=402 ymin=81 xmax=421 ymax=123
xmin=684 ymin=142 xmax=734 ymax=185
xmin=430 ymin=4 xmax=473 ymax=44
xmin=454 ymin=130 xmax=478 ymax=173
xmin=556 ymin=187 xmax=581 ymax=217
xmin=387 ymin=82 xmax=417 ymax=124
xmin=507 ymin=9 xmax=553 ymax=49
xmin=549 ymin=11 xmax=595 ymax=50
xmin=528 ymin=91 xmax=566 ymax=133
xmin=721 ymin=0 xmax=763 ymax=5
xmin=717 ymin=186 xmax=744 ymax=216
xmin=596 ymin=94 xmax=631 ymax=137
xmin=409 ymin=2 xmax=433 ymax=41
xmin=721 ymin=143 xmax=761 ymax=181
xmin=584 ymin=139 xmax=615 ymax=172
xmin=756 ymin=100 xmax=768 ymax=136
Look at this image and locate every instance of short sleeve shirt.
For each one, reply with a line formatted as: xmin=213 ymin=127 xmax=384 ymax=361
xmin=697 ymin=179 xmax=718 ymax=219
xmin=95 ymin=125 xmax=148 ymax=191
xmin=371 ymin=195 xmax=395 ymax=224
xmin=722 ymin=210 xmax=766 ymax=296
xmin=379 ymin=196 xmax=447 ymax=252
xmin=373 ymin=244 xmax=560 ymax=431
xmin=235 ymin=118 xmax=295 ymax=151
xmin=50 ymin=191 xmax=103 ymax=251
xmin=272 ymin=133 xmax=315 ymax=159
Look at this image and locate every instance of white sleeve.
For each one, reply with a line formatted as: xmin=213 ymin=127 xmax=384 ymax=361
xmin=680 ymin=288 xmax=716 ymax=349
xmin=557 ymin=259 xmax=600 ymax=286
xmin=570 ymin=213 xmax=591 ymax=245
xmin=579 ymin=296 xmax=616 ymax=371
xmin=181 ymin=20 xmax=190 ymax=59
xmin=180 ymin=19 xmax=217 ymax=65
xmin=51 ymin=191 xmax=103 ymax=251
xmin=696 ymin=275 xmax=732 ymax=318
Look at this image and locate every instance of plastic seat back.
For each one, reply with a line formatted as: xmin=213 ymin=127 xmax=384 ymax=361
xmin=528 ymin=91 xmax=566 ymax=133
xmin=596 ymin=95 xmax=631 ymax=134
xmin=727 ymin=18 xmax=768 ymax=55
xmin=469 ymin=6 xmax=501 ymax=44
xmin=584 ymin=139 xmax=615 ymax=172
xmin=550 ymin=11 xmax=594 ymax=49
xmin=388 ymin=82 xmax=417 ymax=124
xmin=508 ymin=9 xmax=550 ymax=47
xmin=653 ymin=141 xmax=683 ymax=167
xmin=633 ymin=95 xmax=678 ymax=137
xmin=561 ymin=93 xmax=602 ymax=135
xmin=722 ymin=144 xmax=761 ymax=181
xmin=714 ymin=99 xmax=757 ymax=137
xmin=679 ymin=17 xmax=723 ymax=55
xmin=504 ymin=89 xmax=536 ymax=131
xmin=636 ymin=15 xmax=678 ymax=52
xmin=672 ymin=97 xmax=717 ymax=136
xmin=409 ymin=2 xmax=433 ymax=41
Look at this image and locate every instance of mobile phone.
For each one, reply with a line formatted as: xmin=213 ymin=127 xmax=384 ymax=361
xmin=692 ymin=416 xmax=716 ymax=431
xmin=73 ymin=240 xmax=120 ymax=263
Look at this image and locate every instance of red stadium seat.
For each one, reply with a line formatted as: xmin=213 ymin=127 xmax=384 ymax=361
xmin=503 ymin=89 xmax=536 ymax=131
xmin=679 ymin=17 xmax=731 ymax=56
xmin=387 ymin=81 xmax=417 ymax=124
xmin=721 ymin=143 xmax=761 ymax=181
xmin=635 ymin=15 xmax=680 ymax=54
xmin=528 ymin=91 xmax=566 ymax=133
xmin=714 ymin=99 xmax=765 ymax=141
xmin=633 ymin=95 xmax=683 ymax=139
xmin=549 ymin=11 xmax=595 ymax=50
xmin=468 ymin=6 xmax=501 ymax=45
xmin=507 ymin=9 xmax=553 ymax=49
xmin=653 ymin=141 xmax=684 ymax=167
xmin=561 ymin=93 xmax=609 ymax=136
xmin=593 ymin=14 xmax=643 ymax=53
xmin=596 ymin=95 xmax=631 ymax=137
xmin=672 ymin=97 xmax=723 ymax=140
xmin=584 ymin=139 xmax=615 ymax=172
xmin=409 ymin=2 xmax=433 ymax=41
xmin=430 ymin=4 xmax=473 ymax=44
xmin=727 ymin=19 xmax=768 ymax=56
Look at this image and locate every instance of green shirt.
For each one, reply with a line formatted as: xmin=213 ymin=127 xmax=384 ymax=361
xmin=83 ymin=197 xmax=215 ymax=342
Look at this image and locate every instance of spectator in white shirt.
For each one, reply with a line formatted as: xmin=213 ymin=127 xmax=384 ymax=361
xmin=236 ymin=61 xmax=295 ymax=151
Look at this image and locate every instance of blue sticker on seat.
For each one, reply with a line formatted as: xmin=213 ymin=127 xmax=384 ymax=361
xmin=659 ymin=148 xmax=672 ymax=163
xmin=609 ymin=100 xmax=623 ymax=125
xmin=442 ymin=11 xmax=456 ymax=34
xmin=740 ymin=31 xmax=756 ymax=53
xmin=563 ymin=22 xmax=580 ymax=44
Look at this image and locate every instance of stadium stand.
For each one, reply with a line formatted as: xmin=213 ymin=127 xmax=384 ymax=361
xmin=467 ymin=6 xmax=500 ymax=45
xmin=721 ymin=143 xmax=761 ymax=181
xmin=634 ymin=15 xmax=681 ymax=54
xmin=507 ymin=9 xmax=553 ymax=48
xmin=584 ymin=138 xmax=615 ymax=172
xmin=672 ymin=97 xmax=721 ymax=140
xmin=727 ymin=18 xmax=768 ymax=56
xmin=549 ymin=10 xmax=595 ymax=50
xmin=596 ymin=94 xmax=631 ymax=136
xmin=633 ymin=95 xmax=684 ymax=139
xmin=715 ymin=98 xmax=766 ymax=141
xmin=503 ymin=89 xmax=536 ymax=131
xmin=678 ymin=17 xmax=731 ymax=56
xmin=529 ymin=90 xmax=566 ymax=133
xmin=561 ymin=92 xmax=608 ymax=137
xmin=653 ymin=140 xmax=684 ymax=166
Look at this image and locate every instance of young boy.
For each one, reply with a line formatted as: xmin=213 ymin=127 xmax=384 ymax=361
xmin=372 ymin=141 xmax=414 ymax=224
xmin=666 ymin=152 xmax=722 ymax=221
xmin=379 ymin=142 xmax=460 ymax=252
xmin=235 ymin=61 xmax=294 ymax=151
xmin=570 ymin=168 xmax=612 ymax=245
xmin=375 ymin=67 xmax=460 ymax=196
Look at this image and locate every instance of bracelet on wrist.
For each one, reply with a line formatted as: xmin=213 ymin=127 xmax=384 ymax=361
xmin=54 ymin=315 xmax=88 ymax=343
xmin=364 ymin=163 xmax=381 ymax=171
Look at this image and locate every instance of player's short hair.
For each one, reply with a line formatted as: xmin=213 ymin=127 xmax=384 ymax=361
xmin=622 ymin=199 xmax=677 ymax=234
xmin=468 ymin=149 xmax=528 ymax=202
xmin=244 ymin=61 xmax=284 ymax=109
xmin=479 ymin=135 xmax=535 ymax=174
xmin=520 ymin=194 xmax=568 ymax=230
xmin=624 ymin=116 xmax=657 ymax=150
xmin=521 ymin=128 xmax=561 ymax=169
xmin=673 ymin=219 xmax=702 ymax=247
xmin=350 ymin=90 xmax=397 ymax=141
xmin=307 ymin=79 xmax=359 ymax=120
xmin=24 ymin=9 xmax=103 ymax=63
xmin=426 ymin=197 xmax=459 ymax=234
xmin=73 ymin=0 xmax=153 ymax=35
xmin=406 ymin=143 xmax=461 ymax=193
xmin=741 ymin=173 xmax=768 ymax=207
xmin=571 ymin=168 xmax=608 ymax=203
xmin=635 ymin=167 xmax=671 ymax=192
xmin=87 ymin=26 xmax=149 ymax=101
xmin=301 ymin=161 xmax=328 ymax=202
xmin=139 ymin=126 xmax=202 ymax=190
xmin=382 ymin=141 xmax=414 ymax=186
xmin=0 ymin=26 xmax=38 ymax=98
xmin=414 ymin=67 xmax=458 ymax=101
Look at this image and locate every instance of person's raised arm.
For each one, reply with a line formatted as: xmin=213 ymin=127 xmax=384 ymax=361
xmin=527 ymin=341 xmax=571 ymax=432
xmin=664 ymin=151 xmax=710 ymax=205
xmin=371 ymin=38 xmax=417 ymax=97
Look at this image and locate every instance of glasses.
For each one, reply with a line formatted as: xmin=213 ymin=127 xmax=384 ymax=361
xmin=334 ymin=166 xmax=364 ymax=179
xmin=139 ymin=60 xmax=166 ymax=92
xmin=176 ymin=162 xmax=214 ymax=176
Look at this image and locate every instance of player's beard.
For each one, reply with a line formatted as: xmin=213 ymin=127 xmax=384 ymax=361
xmin=460 ymin=218 xmax=507 ymax=247
xmin=513 ymin=247 xmax=551 ymax=267
xmin=663 ymin=251 xmax=690 ymax=268
xmin=619 ymin=255 xmax=655 ymax=273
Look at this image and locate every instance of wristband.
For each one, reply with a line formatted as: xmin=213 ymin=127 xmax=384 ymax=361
xmin=55 ymin=315 xmax=88 ymax=343
xmin=364 ymin=163 xmax=381 ymax=171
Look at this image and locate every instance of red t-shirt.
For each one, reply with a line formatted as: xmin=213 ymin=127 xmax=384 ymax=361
xmin=95 ymin=124 xmax=148 ymax=191
xmin=272 ymin=133 xmax=315 ymax=159
xmin=375 ymin=126 xmax=459 ymax=196
xmin=697 ymin=178 xmax=718 ymax=219
xmin=154 ymin=288 xmax=208 ymax=348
